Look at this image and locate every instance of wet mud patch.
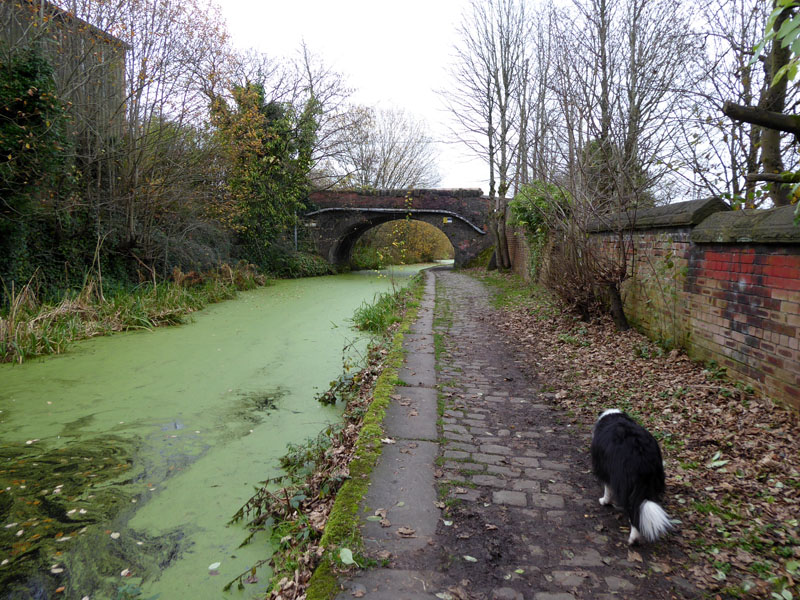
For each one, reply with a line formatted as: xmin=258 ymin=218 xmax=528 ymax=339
xmin=436 ymin=502 xmax=529 ymax=573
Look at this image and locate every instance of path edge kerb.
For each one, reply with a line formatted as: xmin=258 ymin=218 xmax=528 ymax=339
xmin=305 ymin=272 xmax=427 ymax=600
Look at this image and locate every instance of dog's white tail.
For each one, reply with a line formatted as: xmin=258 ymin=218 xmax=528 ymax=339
xmin=640 ymin=501 xmax=672 ymax=542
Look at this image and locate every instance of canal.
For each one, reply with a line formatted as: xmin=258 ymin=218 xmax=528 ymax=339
xmin=0 ymin=266 xmax=427 ymax=599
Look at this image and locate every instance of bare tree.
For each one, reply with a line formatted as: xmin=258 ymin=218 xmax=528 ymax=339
xmin=673 ymin=0 xmax=794 ymax=207
xmin=334 ymin=106 xmax=440 ymax=189
xmin=522 ymin=3 xmax=561 ymax=183
xmin=523 ymin=0 xmax=701 ymax=328
xmin=444 ymin=0 xmax=531 ymax=270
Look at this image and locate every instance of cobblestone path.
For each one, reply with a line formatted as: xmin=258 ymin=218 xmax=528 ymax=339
xmin=429 ymin=269 xmax=695 ymax=600
xmin=337 ymin=269 xmax=696 ymax=600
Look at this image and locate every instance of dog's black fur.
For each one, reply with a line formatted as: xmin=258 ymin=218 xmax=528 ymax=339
xmin=591 ymin=409 xmax=670 ymax=544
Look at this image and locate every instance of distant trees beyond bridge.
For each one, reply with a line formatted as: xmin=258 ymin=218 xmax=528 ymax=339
xmin=306 ymin=189 xmax=492 ymax=267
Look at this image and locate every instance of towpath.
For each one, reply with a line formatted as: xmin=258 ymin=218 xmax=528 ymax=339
xmin=335 ymin=269 xmax=698 ymax=600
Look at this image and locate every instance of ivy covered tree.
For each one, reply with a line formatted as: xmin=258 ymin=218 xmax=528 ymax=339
xmin=209 ymin=81 xmax=319 ymax=268
xmin=0 ymin=45 xmax=72 ymax=283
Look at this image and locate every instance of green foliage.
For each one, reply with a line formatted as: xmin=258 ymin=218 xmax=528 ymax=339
xmin=210 ymin=82 xmax=319 ymax=269
xmin=0 ymin=44 xmax=80 ymax=294
xmin=316 ymin=371 xmax=360 ymax=406
xmin=509 ymin=181 xmax=569 ymax=279
xmin=351 ymin=290 xmax=402 ymax=334
xmin=349 ymin=245 xmax=385 ymax=270
xmin=0 ymin=44 xmax=71 ymax=214
xmin=509 ymin=181 xmax=569 ymax=230
xmin=351 ymin=220 xmax=453 ymax=269
xmin=754 ymin=0 xmax=800 ymax=85
xmin=259 ymin=245 xmax=335 ymax=278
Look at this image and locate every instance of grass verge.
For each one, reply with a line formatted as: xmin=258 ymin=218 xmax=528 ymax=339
xmin=0 ymin=262 xmax=267 ymax=363
xmin=351 ymin=290 xmax=403 ymax=334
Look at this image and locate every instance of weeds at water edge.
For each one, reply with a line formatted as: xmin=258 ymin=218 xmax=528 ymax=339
xmin=0 ymin=262 xmax=267 ymax=363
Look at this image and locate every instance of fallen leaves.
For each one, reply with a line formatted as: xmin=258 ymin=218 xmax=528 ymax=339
xmin=490 ymin=277 xmax=800 ymax=598
xmin=396 ymin=527 xmax=416 ymax=538
xmin=339 ymin=548 xmax=356 ymax=566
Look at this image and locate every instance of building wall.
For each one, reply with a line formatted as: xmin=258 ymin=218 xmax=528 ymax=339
xmin=512 ymin=200 xmax=800 ymax=410
xmin=1 ymin=0 xmax=128 ymax=138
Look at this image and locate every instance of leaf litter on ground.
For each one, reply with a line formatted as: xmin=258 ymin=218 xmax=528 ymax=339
xmin=479 ymin=271 xmax=800 ymax=598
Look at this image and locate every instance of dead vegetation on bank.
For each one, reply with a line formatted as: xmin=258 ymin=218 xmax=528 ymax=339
xmin=0 ymin=263 xmax=266 ymax=363
xmin=479 ymin=270 xmax=800 ymax=599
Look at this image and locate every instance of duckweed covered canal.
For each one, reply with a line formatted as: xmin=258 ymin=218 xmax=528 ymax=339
xmin=0 ymin=267 xmax=425 ymax=599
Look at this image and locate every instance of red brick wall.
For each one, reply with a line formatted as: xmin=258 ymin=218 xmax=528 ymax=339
xmin=506 ymin=226 xmax=532 ymax=281
xmin=590 ymin=230 xmax=694 ymax=349
xmin=510 ymin=211 xmax=800 ymax=410
xmin=686 ymin=245 xmax=800 ymax=408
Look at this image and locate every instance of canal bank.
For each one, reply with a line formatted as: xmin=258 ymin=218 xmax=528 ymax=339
xmin=0 ymin=266 xmax=427 ymax=600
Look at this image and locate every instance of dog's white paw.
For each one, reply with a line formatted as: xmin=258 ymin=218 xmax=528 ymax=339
xmin=599 ymin=497 xmax=611 ymax=506
xmin=628 ymin=526 xmax=642 ymax=545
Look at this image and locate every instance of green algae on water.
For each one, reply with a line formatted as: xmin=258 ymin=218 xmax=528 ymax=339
xmin=0 ymin=265 xmax=432 ymax=600
xmin=0 ymin=436 xmax=137 ymax=596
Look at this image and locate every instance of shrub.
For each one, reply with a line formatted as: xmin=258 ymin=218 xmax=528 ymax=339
xmin=509 ymin=181 xmax=571 ymax=280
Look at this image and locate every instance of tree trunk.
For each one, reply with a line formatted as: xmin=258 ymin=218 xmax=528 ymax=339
xmin=489 ymin=211 xmax=511 ymax=271
xmin=759 ymin=2 xmax=792 ymax=206
xmin=499 ymin=201 xmax=512 ymax=269
xmin=607 ymin=283 xmax=629 ymax=331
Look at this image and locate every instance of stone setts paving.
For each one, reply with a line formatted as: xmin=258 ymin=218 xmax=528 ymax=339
xmin=336 ymin=269 xmax=697 ymax=600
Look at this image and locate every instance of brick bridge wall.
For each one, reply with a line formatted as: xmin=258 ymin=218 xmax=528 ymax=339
xmin=306 ymin=189 xmax=492 ymax=268
xmin=309 ymin=189 xmax=490 ymax=227
xmin=511 ymin=199 xmax=800 ymax=410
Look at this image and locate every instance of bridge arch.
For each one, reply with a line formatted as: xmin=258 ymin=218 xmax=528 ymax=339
xmin=305 ymin=189 xmax=492 ymax=268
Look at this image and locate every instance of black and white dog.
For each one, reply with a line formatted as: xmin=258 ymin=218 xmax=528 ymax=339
xmin=591 ymin=409 xmax=672 ymax=545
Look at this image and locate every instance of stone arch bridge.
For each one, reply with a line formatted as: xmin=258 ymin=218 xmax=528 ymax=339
xmin=305 ymin=189 xmax=492 ymax=267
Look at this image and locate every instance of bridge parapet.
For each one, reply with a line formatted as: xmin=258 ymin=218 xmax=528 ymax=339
xmin=309 ymin=189 xmax=489 ymax=227
xmin=305 ymin=189 xmax=492 ymax=268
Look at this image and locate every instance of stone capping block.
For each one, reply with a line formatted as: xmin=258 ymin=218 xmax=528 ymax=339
xmin=691 ymin=204 xmax=800 ymax=244
xmin=585 ymin=197 xmax=730 ymax=232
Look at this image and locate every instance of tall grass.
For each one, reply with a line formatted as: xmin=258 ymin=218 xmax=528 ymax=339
xmin=351 ymin=287 xmax=406 ymax=334
xmin=0 ymin=262 xmax=267 ymax=363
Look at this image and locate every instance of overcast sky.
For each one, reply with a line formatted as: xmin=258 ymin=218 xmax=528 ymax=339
xmin=217 ymin=0 xmax=488 ymax=192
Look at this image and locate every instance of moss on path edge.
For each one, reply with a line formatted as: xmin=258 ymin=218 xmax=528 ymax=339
xmin=305 ymin=275 xmax=425 ymax=600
